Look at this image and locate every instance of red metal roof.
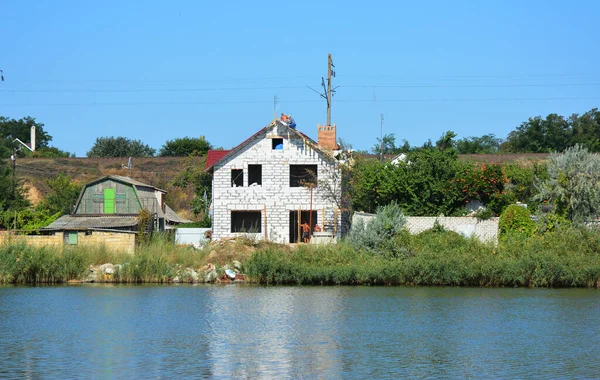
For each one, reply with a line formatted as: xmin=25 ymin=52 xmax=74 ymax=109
xmin=204 ymin=150 xmax=231 ymax=171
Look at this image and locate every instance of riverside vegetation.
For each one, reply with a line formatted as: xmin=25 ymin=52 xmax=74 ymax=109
xmin=2 ymin=215 xmax=600 ymax=287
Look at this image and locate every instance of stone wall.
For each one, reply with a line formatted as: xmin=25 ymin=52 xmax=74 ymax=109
xmin=0 ymin=230 xmax=136 ymax=254
xmin=212 ymin=123 xmax=341 ymax=244
xmin=352 ymin=212 xmax=499 ymax=244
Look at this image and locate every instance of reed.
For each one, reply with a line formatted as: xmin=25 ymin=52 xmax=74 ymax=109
xmin=244 ymin=228 xmax=600 ymax=288
xmin=1 ymin=227 xmax=599 ymax=287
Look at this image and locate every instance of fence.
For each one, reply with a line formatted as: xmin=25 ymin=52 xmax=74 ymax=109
xmin=352 ymin=212 xmax=499 ymax=244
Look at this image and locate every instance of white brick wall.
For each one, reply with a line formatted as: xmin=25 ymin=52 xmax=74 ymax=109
xmin=212 ymin=123 xmax=341 ymax=243
xmin=353 ymin=212 xmax=499 ymax=244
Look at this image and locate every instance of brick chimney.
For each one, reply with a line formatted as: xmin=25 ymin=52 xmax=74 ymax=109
xmin=318 ymin=123 xmax=337 ymax=150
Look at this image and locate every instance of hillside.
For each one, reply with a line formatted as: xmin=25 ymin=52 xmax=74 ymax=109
xmin=16 ymin=157 xmax=197 ymax=219
xmin=13 ymin=153 xmax=550 ymax=217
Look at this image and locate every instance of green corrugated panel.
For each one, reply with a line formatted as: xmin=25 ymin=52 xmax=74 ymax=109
xmin=104 ymin=188 xmax=115 ymax=214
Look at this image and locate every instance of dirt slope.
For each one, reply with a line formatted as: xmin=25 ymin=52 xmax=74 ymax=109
xmin=16 ymin=157 xmax=195 ymax=216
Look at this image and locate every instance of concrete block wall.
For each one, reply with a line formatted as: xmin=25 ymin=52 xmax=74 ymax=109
xmin=0 ymin=230 xmax=136 ymax=254
xmin=78 ymin=231 xmax=136 ymax=254
xmin=405 ymin=217 xmax=499 ymax=243
xmin=0 ymin=232 xmax=63 ymax=248
xmin=352 ymin=212 xmax=499 ymax=244
xmin=212 ymin=123 xmax=342 ymax=244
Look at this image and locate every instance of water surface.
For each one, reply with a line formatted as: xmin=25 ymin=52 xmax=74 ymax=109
xmin=0 ymin=285 xmax=598 ymax=378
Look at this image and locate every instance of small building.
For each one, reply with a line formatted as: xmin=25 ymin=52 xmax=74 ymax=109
xmin=41 ymin=175 xmax=189 ymax=252
xmin=205 ymin=119 xmax=343 ymax=244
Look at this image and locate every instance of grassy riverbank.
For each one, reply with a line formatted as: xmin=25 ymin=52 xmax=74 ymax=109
xmin=1 ymin=228 xmax=600 ymax=287
xmin=246 ymin=229 xmax=600 ymax=287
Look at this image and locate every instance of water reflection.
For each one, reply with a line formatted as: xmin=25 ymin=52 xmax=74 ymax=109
xmin=0 ymin=285 xmax=599 ymax=378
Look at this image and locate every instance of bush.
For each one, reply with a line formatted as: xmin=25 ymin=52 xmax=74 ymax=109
xmin=347 ymin=203 xmax=408 ymax=257
xmin=499 ymin=204 xmax=536 ymax=237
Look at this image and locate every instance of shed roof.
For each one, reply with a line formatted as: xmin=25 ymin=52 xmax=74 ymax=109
xmin=42 ymin=215 xmax=139 ymax=230
xmin=165 ymin=204 xmax=192 ymax=224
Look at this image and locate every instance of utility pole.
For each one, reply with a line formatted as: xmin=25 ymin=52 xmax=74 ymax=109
xmin=307 ymin=54 xmax=336 ymax=126
xmin=380 ymin=114 xmax=384 ymax=161
xmin=326 ymin=54 xmax=334 ymax=126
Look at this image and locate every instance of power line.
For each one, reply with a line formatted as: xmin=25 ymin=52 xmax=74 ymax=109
xmin=1 ymin=96 xmax=598 ymax=107
xmin=14 ymin=73 xmax=600 ymax=84
xmin=339 ymin=73 xmax=600 ymax=79
xmin=0 ymin=85 xmax=307 ymax=93
xmin=4 ymin=82 xmax=599 ymax=94
xmin=14 ymin=75 xmax=316 ymax=84
xmin=342 ymin=83 xmax=600 ymax=89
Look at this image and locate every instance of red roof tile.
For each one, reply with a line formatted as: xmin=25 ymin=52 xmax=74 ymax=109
xmin=204 ymin=150 xmax=231 ymax=171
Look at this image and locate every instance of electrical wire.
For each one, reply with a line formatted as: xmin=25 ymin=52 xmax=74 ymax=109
xmin=1 ymin=96 xmax=598 ymax=107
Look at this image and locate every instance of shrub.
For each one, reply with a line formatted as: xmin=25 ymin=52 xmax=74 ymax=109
xmin=535 ymin=212 xmax=571 ymax=234
xmin=534 ymin=145 xmax=600 ymax=223
xmin=499 ymin=204 xmax=536 ymax=237
xmin=347 ymin=203 xmax=408 ymax=257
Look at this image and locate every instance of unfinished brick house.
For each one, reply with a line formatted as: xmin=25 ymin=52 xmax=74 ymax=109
xmin=205 ymin=119 xmax=342 ymax=243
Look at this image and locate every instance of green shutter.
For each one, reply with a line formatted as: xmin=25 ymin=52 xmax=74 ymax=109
xmin=104 ymin=188 xmax=115 ymax=214
xmin=68 ymin=232 xmax=78 ymax=245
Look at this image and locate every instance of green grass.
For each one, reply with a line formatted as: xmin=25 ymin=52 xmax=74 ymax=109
xmin=1 ymin=228 xmax=600 ymax=287
xmin=244 ymin=228 xmax=600 ymax=288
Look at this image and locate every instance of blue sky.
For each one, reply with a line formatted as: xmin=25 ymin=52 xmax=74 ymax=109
xmin=1 ymin=0 xmax=599 ymax=156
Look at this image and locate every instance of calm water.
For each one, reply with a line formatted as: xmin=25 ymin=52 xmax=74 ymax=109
xmin=0 ymin=285 xmax=599 ymax=379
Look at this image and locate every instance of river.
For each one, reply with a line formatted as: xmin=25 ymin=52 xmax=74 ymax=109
xmin=0 ymin=285 xmax=598 ymax=379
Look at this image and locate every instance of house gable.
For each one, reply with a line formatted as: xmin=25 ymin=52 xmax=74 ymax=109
xmin=210 ymin=120 xmax=341 ymax=243
xmin=73 ymin=175 xmax=166 ymax=217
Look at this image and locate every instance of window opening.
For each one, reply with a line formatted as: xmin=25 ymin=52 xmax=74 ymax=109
xmin=231 ymin=211 xmax=262 ymax=233
xmin=272 ymin=138 xmax=283 ymax=150
xmin=290 ymin=165 xmax=317 ymax=187
xmin=231 ymin=169 xmax=243 ymax=187
xmin=248 ymin=165 xmax=262 ymax=186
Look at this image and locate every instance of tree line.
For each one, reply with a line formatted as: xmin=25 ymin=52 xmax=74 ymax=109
xmin=370 ymin=107 xmax=600 ymax=155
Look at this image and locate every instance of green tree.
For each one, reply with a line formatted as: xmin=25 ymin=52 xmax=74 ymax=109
xmin=455 ymin=134 xmax=502 ymax=154
xmin=435 ymin=130 xmax=457 ymax=151
xmin=87 ymin=136 xmax=156 ymax=157
xmin=0 ymin=116 xmax=53 ymax=158
xmin=371 ymin=133 xmax=400 ymax=155
xmin=171 ymin=156 xmax=212 ymax=218
xmin=503 ymin=163 xmax=547 ymax=205
xmin=38 ymin=175 xmax=81 ymax=215
xmin=502 ymin=113 xmax=570 ymax=153
xmin=534 ymin=145 xmax=600 ymax=222
xmin=569 ymin=108 xmax=600 ymax=152
xmin=350 ymin=149 xmax=462 ymax=215
xmin=159 ymin=136 xmax=212 ymax=157
xmin=32 ymin=147 xmax=74 ymax=158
